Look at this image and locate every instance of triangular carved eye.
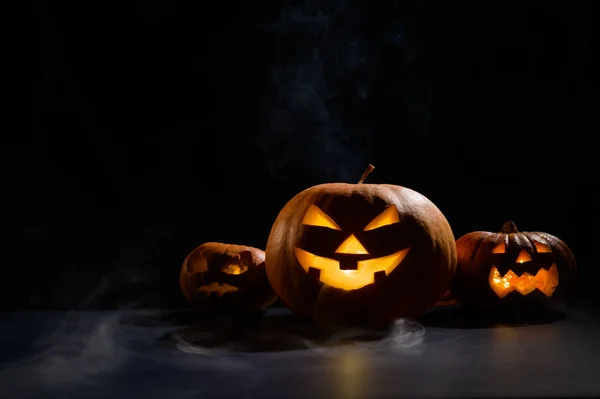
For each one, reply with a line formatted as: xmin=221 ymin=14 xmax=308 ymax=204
xmin=533 ymin=240 xmax=552 ymax=253
xmin=492 ymin=242 xmax=506 ymax=253
xmin=364 ymin=206 xmax=400 ymax=231
xmin=221 ymin=263 xmax=248 ymax=275
xmin=302 ymin=204 xmax=341 ymax=230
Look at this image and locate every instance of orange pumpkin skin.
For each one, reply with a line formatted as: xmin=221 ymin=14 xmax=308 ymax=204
xmin=451 ymin=222 xmax=577 ymax=312
xmin=265 ymin=182 xmax=457 ymax=326
xmin=180 ymin=242 xmax=277 ymax=312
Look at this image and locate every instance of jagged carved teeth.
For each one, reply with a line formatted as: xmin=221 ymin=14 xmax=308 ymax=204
xmin=196 ymin=282 xmax=239 ymax=297
xmin=489 ymin=264 xmax=559 ymax=298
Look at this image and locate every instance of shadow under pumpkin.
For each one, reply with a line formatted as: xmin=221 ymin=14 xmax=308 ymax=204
xmin=141 ymin=308 xmax=425 ymax=353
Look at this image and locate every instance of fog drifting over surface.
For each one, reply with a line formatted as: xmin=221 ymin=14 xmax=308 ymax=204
xmin=1 ymin=306 xmax=600 ymax=398
xmin=0 ymin=308 xmax=426 ymax=398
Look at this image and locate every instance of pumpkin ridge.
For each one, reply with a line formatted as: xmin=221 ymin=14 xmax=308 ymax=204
xmin=471 ymin=233 xmax=491 ymax=263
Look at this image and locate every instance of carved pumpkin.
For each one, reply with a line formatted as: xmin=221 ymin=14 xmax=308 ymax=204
xmin=265 ymin=165 xmax=457 ymax=326
xmin=180 ymin=242 xmax=277 ymax=312
xmin=451 ymin=221 xmax=577 ymax=312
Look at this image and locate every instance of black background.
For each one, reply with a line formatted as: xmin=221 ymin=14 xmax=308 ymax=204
xmin=10 ymin=0 xmax=598 ymax=310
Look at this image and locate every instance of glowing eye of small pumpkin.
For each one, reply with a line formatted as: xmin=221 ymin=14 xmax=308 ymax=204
xmin=533 ymin=240 xmax=552 ymax=253
xmin=221 ymin=264 xmax=248 ymax=275
xmin=302 ymin=204 xmax=341 ymax=230
xmin=363 ymin=206 xmax=400 ymax=231
xmin=516 ymin=249 xmax=532 ymax=263
xmin=492 ymin=242 xmax=506 ymax=253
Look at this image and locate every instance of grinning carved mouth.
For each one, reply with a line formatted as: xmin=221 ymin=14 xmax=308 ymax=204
xmin=294 ymin=247 xmax=411 ymax=290
xmin=489 ymin=264 xmax=559 ymax=298
xmin=196 ymin=282 xmax=239 ymax=297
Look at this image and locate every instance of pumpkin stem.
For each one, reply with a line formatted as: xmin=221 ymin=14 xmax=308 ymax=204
xmin=358 ymin=164 xmax=375 ymax=184
xmin=500 ymin=221 xmax=519 ymax=234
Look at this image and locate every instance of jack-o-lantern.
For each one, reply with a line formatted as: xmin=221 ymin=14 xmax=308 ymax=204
xmin=451 ymin=221 xmax=577 ymax=312
xmin=180 ymin=242 xmax=277 ymax=312
xmin=265 ymin=165 xmax=457 ymax=326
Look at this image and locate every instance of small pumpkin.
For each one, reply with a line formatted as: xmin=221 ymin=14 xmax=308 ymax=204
xmin=265 ymin=165 xmax=457 ymax=326
xmin=180 ymin=242 xmax=277 ymax=312
xmin=451 ymin=221 xmax=577 ymax=312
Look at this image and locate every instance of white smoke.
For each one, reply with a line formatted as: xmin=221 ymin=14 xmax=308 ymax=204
xmin=256 ymin=0 xmax=429 ymax=182
xmin=0 ymin=308 xmax=425 ymax=398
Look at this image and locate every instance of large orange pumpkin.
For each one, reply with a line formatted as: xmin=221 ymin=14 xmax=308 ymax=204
xmin=265 ymin=165 xmax=457 ymax=326
xmin=451 ymin=221 xmax=577 ymax=312
xmin=180 ymin=242 xmax=277 ymax=312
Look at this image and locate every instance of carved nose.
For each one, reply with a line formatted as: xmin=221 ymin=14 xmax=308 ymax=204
xmin=335 ymin=234 xmax=369 ymax=255
xmin=516 ymin=249 xmax=532 ymax=263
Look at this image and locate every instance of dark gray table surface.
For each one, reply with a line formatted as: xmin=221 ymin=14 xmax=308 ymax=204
xmin=1 ymin=304 xmax=599 ymax=398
